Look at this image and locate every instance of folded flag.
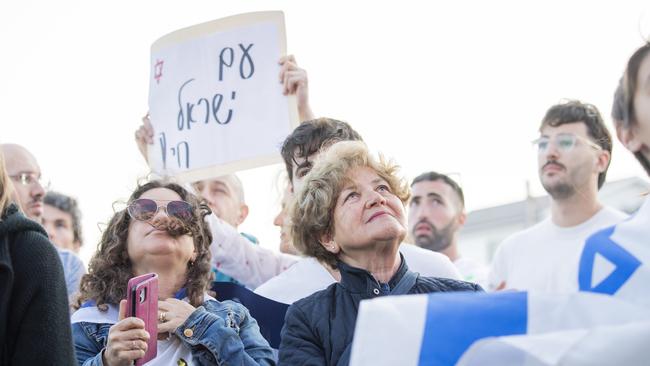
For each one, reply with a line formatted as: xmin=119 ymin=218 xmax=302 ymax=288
xmin=351 ymin=198 xmax=650 ymax=365
xmin=349 ymin=291 xmax=650 ymax=366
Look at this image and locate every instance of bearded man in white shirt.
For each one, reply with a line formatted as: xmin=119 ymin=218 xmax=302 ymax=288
xmin=489 ymin=100 xmax=627 ymax=292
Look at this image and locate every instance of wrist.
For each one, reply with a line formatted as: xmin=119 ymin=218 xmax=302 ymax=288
xmin=100 ymin=348 xmax=110 ymax=366
xmin=298 ymin=106 xmax=315 ymax=122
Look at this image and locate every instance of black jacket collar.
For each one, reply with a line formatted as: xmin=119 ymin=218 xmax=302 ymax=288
xmin=337 ymin=253 xmax=409 ymax=295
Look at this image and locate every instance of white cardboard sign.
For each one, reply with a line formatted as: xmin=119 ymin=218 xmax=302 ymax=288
xmin=147 ymin=11 xmax=298 ymax=182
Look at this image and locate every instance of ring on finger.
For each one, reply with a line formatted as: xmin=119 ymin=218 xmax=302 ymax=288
xmin=159 ymin=311 xmax=168 ymax=323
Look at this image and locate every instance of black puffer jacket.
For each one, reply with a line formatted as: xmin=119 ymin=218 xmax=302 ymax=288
xmin=278 ymin=254 xmax=483 ymax=366
xmin=0 ymin=204 xmax=75 ymax=365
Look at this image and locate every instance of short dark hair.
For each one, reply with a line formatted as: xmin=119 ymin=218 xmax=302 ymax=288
xmin=411 ymin=171 xmax=464 ymax=209
xmin=280 ymin=118 xmax=363 ymax=183
xmin=44 ymin=191 xmax=83 ymax=246
xmin=540 ymin=100 xmax=612 ymax=189
xmin=614 ymin=43 xmax=650 ymax=176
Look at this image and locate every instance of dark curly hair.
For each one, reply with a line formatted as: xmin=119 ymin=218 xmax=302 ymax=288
xmin=75 ymin=180 xmax=213 ymax=310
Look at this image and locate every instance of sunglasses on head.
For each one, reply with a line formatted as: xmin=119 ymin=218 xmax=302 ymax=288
xmin=127 ymin=198 xmax=193 ymax=222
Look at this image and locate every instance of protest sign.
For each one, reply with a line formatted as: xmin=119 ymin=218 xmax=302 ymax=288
xmin=148 ymin=11 xmax=298 ymax=182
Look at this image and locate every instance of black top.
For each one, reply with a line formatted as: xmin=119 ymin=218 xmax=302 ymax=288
xmin=278 ymin=254 xmax=483 ymax=366
xmin=0 ymin=204 xmax=76 ymax=365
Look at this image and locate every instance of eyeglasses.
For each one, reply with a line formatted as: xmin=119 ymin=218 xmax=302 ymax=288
xmin=9 ymin=172 xmax=51 ymax=190
xmin=532 ymin=133 xmax=602 ymax=154
xmin=127 ymin=198 xmax=193 ymax=222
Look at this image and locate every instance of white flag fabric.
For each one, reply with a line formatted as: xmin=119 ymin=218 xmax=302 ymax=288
xmin=350 ymin=196 xmax=650 ymax=365
xmin=457 ymin=321 xmax=650 ymax=366
xmin=350 ymin=292 xmax=650 ymax=366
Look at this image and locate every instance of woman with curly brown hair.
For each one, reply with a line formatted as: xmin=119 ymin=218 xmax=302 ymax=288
xmin=71 ymin=180 xmax=274 ymax=366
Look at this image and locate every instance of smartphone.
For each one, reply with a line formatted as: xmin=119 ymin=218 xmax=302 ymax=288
xmin=126 ymin=273 xmax=158 ymax=365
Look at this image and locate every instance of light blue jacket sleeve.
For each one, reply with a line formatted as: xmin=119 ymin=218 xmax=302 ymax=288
xmin=175 ymin=300 xmax=276 ymax=365
xmin=57 ymin=248 xmax=86 ymax=299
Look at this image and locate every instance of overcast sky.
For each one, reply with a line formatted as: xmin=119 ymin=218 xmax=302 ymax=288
xmin=2 ymin=0 xmax=649 ymax=263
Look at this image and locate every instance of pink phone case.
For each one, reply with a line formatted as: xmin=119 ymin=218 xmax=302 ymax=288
xmin=126 ymin=273 xmax=158 ymax=366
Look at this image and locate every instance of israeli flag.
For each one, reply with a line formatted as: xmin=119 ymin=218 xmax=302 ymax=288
xmin=349 ymin=292 xmax=650 ymax=366
xmin=577 ymin=197 xmax=650 ymax=307
xmin=350 ymin=198 xmax=650 ymax=365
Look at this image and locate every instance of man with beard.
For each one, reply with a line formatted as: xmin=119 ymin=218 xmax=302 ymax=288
xmin=408 ymin=171 xmax=488 ymax=287
xmin=488 ymin=100 xmax=627 ymax=292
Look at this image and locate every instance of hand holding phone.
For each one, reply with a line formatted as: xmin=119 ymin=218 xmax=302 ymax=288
xmin=157 ymin=298 xmax=197 ymax=334
xmin=126 ymin=273 xmax=159 ymax=366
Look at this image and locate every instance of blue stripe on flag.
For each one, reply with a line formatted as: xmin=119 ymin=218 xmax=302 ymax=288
xmin=578 ymin=226 xmax=642 ymax=295
xmin=419 ymin=291 xmax=528 ymax=366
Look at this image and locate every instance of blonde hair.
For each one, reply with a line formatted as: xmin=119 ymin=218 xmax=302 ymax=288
xmin=290 ymin=141 xmax=410 ymax=267
xmin=0 ymin=151 xmax=14 ymax=216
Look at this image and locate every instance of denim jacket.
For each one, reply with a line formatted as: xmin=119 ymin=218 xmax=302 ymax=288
xmin=72 ymin=299 xmax=275 ymax=366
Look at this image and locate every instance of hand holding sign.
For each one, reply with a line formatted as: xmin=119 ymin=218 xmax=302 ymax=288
xmin=279 ymin=55 xmax=314 ymax=121
xmin=146 ymin=12 xmax=301 ymax=182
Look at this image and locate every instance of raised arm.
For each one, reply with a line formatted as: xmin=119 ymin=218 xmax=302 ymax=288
xmin=207 ymin=214 xmax=298 ymax=289
xmin=279 ymin=55 xmax=315 ymax=122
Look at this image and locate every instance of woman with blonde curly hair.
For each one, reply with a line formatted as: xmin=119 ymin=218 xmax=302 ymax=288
xmin=72 ymin=180 xmax=274 ymax=366
xmin=278 ymin=141 xmax=482 ymax=365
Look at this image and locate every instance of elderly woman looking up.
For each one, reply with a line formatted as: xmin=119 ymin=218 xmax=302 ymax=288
xmin=72 ymin=180 xmax=274 ymax=366
xmin=278 ymin=141 xmax=482 ymax=365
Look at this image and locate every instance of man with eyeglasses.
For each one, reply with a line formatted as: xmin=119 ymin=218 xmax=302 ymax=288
xmin=488 ymin=100 xmax=627 ymax=292
xmin=1 ymin=143 xmax=86 ymax=303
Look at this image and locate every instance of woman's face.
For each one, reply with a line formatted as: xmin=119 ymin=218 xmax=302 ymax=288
xmin=325 ymin=166 xmax=406 ymax=253
xmin=127 ymin=187 xmax=196 ymax=273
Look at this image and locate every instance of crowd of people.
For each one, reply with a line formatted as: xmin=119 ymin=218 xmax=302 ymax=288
xmin=1 ymin=41 xmax=649 ymax=365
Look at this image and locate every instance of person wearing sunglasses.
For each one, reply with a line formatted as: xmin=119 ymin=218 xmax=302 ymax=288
xmin=1 ymin=143 xmax=86 ymax=304
xmin=71 ymin=180 xmax=274 ymax=366
xmin=489 ymin=100 xmax=627 ymax=293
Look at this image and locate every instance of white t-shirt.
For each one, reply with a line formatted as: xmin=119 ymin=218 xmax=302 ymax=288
xmin=488 ymin=206 xmax=627 ymax=293
xmin=454 ymin=257 xmax=489 ymax=289
xmin=254 ymin=243 xmax=461 ymax=304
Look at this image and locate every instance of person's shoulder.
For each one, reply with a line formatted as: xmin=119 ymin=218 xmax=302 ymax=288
xmin=400 ymin=243 xmax=459 ymax=279
xmin=497 ymin=218 xmax=551 ymax=250
xmin=56 ymin=247 xmax=84 ymax=263
xmin=400 ymin=243 xmax=447 ymax=261
xmin=11 ymin=227 xmax=59 ymax=264
xmin=290 ymin=282 xmax=338 ymax=313
xmin=255 ymin=257 xmax=333 ymax=303
xmin=417 ymin=276 xmax=483 ymax=293
xmin=2 ymin=206 xmax=47 ymax=237
xmin=598 ymin=206 xmax=629 ymax=222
